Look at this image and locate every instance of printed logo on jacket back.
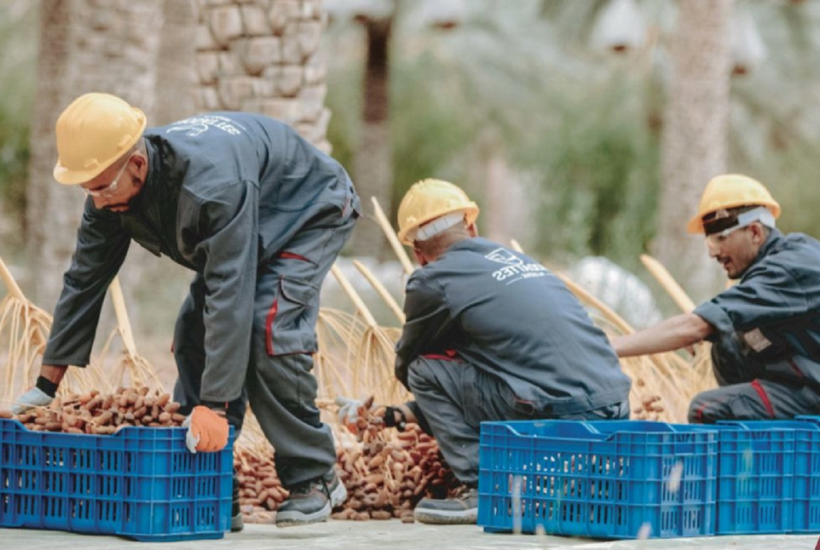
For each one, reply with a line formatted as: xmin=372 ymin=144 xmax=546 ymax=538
xmin=166 ymin=115 xmax=247 ymax=137
xmin=485 ymin=247 xmax=548 ymax=283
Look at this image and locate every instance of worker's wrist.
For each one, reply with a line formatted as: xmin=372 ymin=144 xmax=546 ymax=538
xmin=200 ymin=400 xmax=228 ymax=417
xmin=41 ymin=364 xmax=68 ymax=385
xmin=35 ymin=376 xmax=59 ymax=398
xmin=383 ymin=405 xmax=407 ymax=432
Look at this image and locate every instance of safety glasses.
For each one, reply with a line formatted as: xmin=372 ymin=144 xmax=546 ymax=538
xmin=705 ymin=224 xmax=748 ymax=248
xmin=703 ymin=206 xmax=774 ymax=248
xmin=80 ymin=154 xmax=132 ymax=198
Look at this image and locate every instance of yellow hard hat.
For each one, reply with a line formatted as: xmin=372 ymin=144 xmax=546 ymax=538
xmin=397 ymin=178 xmax=479 ymax=245
xmin=53 ymin=93 xmax=146 ymax=185
xmin=686 ymin=174 xmax=781 ymax=234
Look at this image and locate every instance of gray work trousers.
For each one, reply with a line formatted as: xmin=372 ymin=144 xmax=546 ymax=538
xmin=688 ymin=333 xmax=820 ymax=423
xmin=406 ymin=356 xmax=629 ymax=485
xmin=173 ymin=206 xmax=356 ymax=488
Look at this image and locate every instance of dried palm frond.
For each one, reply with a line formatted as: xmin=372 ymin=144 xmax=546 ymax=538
xmin=107 ymin=277 xmax=163 ymax=391
xmin=331 ymin=264 xmax=409 ymax=405
xmin=0 ymin=254 xmax=53 ymax=406
xmin=638 ymin=253 xmax=717 ymax=398
xmin=59 ymin=337 xmax=113 ymax=397
xmin=234 ymin=409 xmax=275 ymax=456
xmin=0 ymin=254 xmax=113 ymax=406
xmin=640 ymin=254 xmax=697 ymax=312
xmin=352 ymin=260 xmax=405 ymax=324
xmin=315 ymin=307 xmax=368 ymax=402
xmin=372 ymin=197 xmax=415 ymax=276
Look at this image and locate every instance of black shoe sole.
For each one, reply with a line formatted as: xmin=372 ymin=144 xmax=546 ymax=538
xmin=275 ymin=479 xmax=348 ymax=528
xmin=414 ymin=508 xmax=478 ymax=525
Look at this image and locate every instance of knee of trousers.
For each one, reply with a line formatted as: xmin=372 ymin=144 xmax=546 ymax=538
xmin=687 ymin=392 xmax=710 ymax=424
xmin=406 ymin=358 xmax=437 ymax=393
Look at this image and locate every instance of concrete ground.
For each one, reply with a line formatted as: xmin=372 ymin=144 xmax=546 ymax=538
xmin=1 ymin=521 xmax=818 ymax=550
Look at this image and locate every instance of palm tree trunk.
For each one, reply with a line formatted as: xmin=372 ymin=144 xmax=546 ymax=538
xmin=26 ymin=0 xmax=163 ymax=307
xmin=349 ymin=17 xmax=393 ymax=259
xmin=155 ymin=0 xmax=197 ymax=125
xmin=653 ymin=0 xmax=733 ymax=302
xmin=25 ymin=0 xmax=72 ymax=305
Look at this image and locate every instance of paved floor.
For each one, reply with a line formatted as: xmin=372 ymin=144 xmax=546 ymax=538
xmin=1 ymin=522 xmax=818 ymax=550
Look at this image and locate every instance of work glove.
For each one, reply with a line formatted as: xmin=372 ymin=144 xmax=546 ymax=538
xmin=183 ymin=405 xmax=229 ymax=453
xmin=335 ymin=395 xmax=375 ymax=432
xmin=12 ymin=387 xmax=54 ymax=415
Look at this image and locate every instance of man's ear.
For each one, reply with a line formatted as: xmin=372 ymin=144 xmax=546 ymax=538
xmin=466 ymin=223 xmax=478 ymax=237
xmin=131 ymin=151 xmax=148 ymax=178
xmin=749 ymin=222 xmax=767 ymax=245
xmin=413 ymin=247 xmax=428 ymax=267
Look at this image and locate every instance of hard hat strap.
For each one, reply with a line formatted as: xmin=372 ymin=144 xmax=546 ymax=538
xmin=703 ymin=206 xmax=775 ymax=237
xmin=415 ymin=212 xmax=466 ymax=242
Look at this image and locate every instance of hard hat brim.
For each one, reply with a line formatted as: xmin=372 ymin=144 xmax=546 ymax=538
xmin=53 ymin=163 xmax=107 ymax=185
xmin=686 ymin=213 xmax=706 ymax=234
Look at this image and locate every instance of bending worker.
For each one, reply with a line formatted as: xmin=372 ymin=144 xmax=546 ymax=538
xmin=343 ymin=178 xmax=631 ymax=525
xmin=14 ymin=93 xmax=359 ymax=528
xmin=611 ymin=174 xmax=820 ymax=423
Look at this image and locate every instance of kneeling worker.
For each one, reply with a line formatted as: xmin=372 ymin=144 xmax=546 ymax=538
xmin=344 ymin=178 xmax=631 ymax=525
xmin=611 ymin=174 xmax=820 ymax=423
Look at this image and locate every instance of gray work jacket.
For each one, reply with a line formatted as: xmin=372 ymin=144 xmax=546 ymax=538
xmin=395 ymin=237 xmax=631 ymax=415
xmin=43 ymin=112 xmax=360 ymax=403
xmin=695 ymin=229 xmax=820 ymax=388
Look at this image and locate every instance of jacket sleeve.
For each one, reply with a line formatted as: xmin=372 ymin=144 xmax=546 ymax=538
xmin=695 ymin=263 xmax=806 ymax=338
xmin=190 ymin=180 xmax=259 ymax=403
xmin=43 ymin=201 xmax=130 ymax=366
xmin=394 ymin=273 xmax=452 ymax=388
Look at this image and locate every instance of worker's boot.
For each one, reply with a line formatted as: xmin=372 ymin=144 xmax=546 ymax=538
xmin=231 ymin=473 xmax=244 ymax=532
xmin=275 ymin=468 xmax=347 ymax=527
xmin=414 ymin=485 xmax=478 ymax=525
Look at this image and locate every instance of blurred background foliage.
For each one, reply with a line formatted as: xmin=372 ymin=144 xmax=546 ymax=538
xmin=0 ymin=1 xmax=37 ymax=246
xmin=1 ymin=0 xmax=820 ymax=277
xmin=323 ymin=0 xmax=820 ymax=275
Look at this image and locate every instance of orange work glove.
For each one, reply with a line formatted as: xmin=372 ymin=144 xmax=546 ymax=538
xmin=182 ymin=405 xmax=229 ymax=453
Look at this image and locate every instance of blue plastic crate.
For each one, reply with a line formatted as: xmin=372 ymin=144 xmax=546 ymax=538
xmin=791 ymin=417 xmax=820 ymax=533
xmin=0 ymin=419 xmax=233 ymax=542
xmin=478 ymin=420 xmax=717 ymax=539
xmin=710 ymin=420 xmax=808 ymax=535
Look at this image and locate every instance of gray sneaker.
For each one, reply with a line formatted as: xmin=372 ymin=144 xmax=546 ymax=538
xmin=275 ymin=469 xmax=347 ymax=527
xmin=414 ymin=486 xmax=478 ymax=525
xmin=231 ymin=474 xmax=243 ymax=533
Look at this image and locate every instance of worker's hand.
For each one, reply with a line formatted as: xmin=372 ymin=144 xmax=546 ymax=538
xmin=335 ymin=395 xmax=375 ymax=432
xmin=183 ymin=405 xmax=229 ymax=453
xmin=12 ymin=387 xmax=53 ymax=415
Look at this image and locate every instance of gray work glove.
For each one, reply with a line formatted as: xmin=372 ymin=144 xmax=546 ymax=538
xmin=12 ymin=387 xmax=53 ymax=414
xmin=335 ymin=395 xmax=375 ymax=432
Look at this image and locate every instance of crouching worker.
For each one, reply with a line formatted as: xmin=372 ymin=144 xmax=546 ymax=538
xmin=611 ymin=174 xmax=820 ymax=423
xmin=341 ymin=179 xmax=631 ymax=525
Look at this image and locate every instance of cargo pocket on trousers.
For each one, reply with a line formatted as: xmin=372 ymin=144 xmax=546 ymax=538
xmin=500 ymin=383 xmax=538 ymax=420
xmin=265 ymin=277 xmax=319 ymax=356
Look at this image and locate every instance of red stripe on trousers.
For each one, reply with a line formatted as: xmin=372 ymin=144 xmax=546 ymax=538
xmin=265 ymin=298 xmax=279 ymax=355
xmin=421 ymin=350 xmax=459 ymax=361
xmin=750 ymin=379 xmax=776 ymax=418
xmin=278 ymin=251 xmax=310 ymax=262
xmin=695 ymin=404 xmax=706 ymax=423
